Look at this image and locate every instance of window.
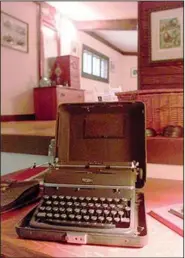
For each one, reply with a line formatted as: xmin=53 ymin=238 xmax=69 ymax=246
xmin=82 ymin=44 xmax=109 ymax=83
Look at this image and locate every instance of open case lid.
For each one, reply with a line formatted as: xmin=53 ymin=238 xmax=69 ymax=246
xmin=55 ymin=102 xmax=146 ymax=188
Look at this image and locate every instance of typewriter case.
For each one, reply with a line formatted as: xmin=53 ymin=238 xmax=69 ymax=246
xmin=16 ymin=102 xmax=147 ymax=247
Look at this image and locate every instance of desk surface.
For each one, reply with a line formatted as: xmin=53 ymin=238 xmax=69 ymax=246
xmin=1 ymin=168 xmax=183 ymax=258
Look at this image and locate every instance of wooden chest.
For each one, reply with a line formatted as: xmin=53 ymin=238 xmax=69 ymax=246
xmin=49 ymin=55 xmax=80 ymax=89
xmin=34 ymin=86 xmax=85 ymax=120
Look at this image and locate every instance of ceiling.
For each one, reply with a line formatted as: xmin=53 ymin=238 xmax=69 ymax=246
xmin=48 ymin=1 xmax=138 ymax=53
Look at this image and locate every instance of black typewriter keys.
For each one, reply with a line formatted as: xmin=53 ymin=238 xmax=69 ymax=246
xmin=102 ymin=203 xmax=108 ymax=208
xmin=88 ymin=202 xmax=94 ymax=208
xmin=118 ymin=210 xmax=124 ymax=216
xmin=98 ymin=216 xmax=104 ymax=223
xmin=95 ymin=203 xmax=101 ymax=208
xmin=111 ymin=210 xmax=117 ymax=216
xmin=36 ymin=212 xmax=46 ymax=218
xmin=79 ymin=197 xmax=85 ymax=201
xmin=69 ymin=214 xmax=75 ymax=220
xmin=100 ymin=197 xmax=106 ymax=202
xmin=91 ymin=216 xmax=97 ymax=222
xmin=46 ymin=206 xmax=52 ymax=212
xmin=53 ymin=207 xmax=59 ymax=212
xmin=117 ymin=204 xmax=124 ymax=209
xmin=67 ymin=201 xmax=73 ymax=207
xmin=74 ymin=202 xmax=80 ymax=207
xmin=114 ymin=217 xmax=120 ymax=223
xmin=83 ymin=215 xmax=90 ymax=221
xmin=89 ymin=209 xmax=95 ymax=215
xmin=35 ymin=194 xmax=131 ymax=230
xmin=54 ymin=213 xmax=60 ymax=219
xmin=106 ymin=217 xmax=112 ymax=223
xmin=46 ymin=213 xmax=53 ymax=218
xmin=39 ymin=206 xmax=45 ymax=211
xmin=60 ymin=201 xmax=65 ymax=206
xmin=104 ymin=210 xmax=110 ymax=216
xmin=61 ymin=214 xmax=67 ymax=220
xmin=43 ymin=195 xmax=49 ymax=200
xmin=92 ymin=197 xmax=98 ymax=202
xmin=59 ymin=207 xmax=65 ymax=213
xmin=114 ymin=198 xmax=120 ymax=203
xmin=96 ymin=209 xmax=102 ymax=215
xmin=76 ymin=215 xmax=82 ymax=221
xmin=74 ymin=208 xmax=80 ymax=214
xmin=81 ymin=202 xmax=87 ymax=207
xmin=81 ymin=209 xmax=87 ymax=214
xmin=46 ymin=200 xmax=52 ymax=205
xmin=66 ymin=207 xmax=72 ymax=213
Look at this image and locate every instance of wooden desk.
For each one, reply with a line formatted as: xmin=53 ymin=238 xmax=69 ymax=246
xmin=1 ymin=169 xmax=183 ymax=257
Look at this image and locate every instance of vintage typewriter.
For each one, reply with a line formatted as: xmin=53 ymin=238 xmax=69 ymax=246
xmin=16 ymin=102 xmax=147 ymax=247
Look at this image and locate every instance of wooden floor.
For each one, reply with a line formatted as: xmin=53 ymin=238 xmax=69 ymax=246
xmin=1 ymin=121 xmax=183 ymax=165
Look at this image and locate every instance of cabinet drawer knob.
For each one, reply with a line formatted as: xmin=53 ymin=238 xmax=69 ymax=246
xmin=60 ymin=93 xmax=65 ymax=97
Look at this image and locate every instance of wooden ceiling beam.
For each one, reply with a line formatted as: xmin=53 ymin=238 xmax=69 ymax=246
xmin=86 ymin=31 xmax=138 ymax=56
xmin=74 ymin=19 xmax=138 ymax=31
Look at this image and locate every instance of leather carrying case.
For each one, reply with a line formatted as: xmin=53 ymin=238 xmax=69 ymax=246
xmin=16 ymin=101 xmax=147 ymax=247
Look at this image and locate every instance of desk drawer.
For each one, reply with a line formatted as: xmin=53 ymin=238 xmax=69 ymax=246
xmin=57 ymin=88 xmax=84 ymax=105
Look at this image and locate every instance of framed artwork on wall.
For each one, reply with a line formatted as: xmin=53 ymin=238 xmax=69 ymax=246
xmin=131 ymin=67 xmax=137 ymax=78
xmin=150 ymin=7 xmax=183 ymax=62
xmin=1 ymin=11 xmax=28 ymax=53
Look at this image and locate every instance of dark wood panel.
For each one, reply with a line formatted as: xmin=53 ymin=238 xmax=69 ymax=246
xmin=138 ymin=1 xmax=184 ymax=90
xmin=1 ymin=114 xmax=35 ymax=122
xmin=141 ymin=74 xmax=184 ymax=85
xmin=140 ymin=66 xmax=184 ymax=75
xmin=75 ymin=19 xmax=138 ymax=31
xmin=1 ymin=134 xmax=51 ymax=155
xmin=147 ymin=137 xmax=183 ymax=165
xmin=140 ymin=84 xmax=183 ymax=90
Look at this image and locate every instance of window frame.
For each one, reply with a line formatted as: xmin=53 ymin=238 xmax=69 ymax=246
xmin=81 ymin=44 xmax=109 ymax=83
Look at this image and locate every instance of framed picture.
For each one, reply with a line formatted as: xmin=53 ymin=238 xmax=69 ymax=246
xmin=150 ymin=7 xmax=183 ymax=62
xmin=131 ymin=67 xmax=137 ymax=78
xmin=1 ymin=11 xmax=28 ymax=53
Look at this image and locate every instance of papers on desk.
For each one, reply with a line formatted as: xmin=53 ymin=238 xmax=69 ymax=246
xmin=148 ymin=204 xmax=183 ymax=237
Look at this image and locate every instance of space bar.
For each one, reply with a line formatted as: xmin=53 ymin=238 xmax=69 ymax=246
xmin=44 ymin=219 xmax=116 ymax=229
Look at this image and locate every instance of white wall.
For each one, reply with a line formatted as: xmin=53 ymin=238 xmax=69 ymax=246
xmin=1 ymin=2 xmax=38 ymax=115
xmin=59 ymin=17 xmax=137 ymax=102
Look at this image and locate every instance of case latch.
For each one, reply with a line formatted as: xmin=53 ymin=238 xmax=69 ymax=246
xmin=65 ymin=232 xmax=87 ymax=245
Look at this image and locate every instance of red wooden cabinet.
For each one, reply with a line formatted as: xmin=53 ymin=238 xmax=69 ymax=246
xmin=49 ymin=55 xmax=80 ymax=89
xmin=34 ymin=86 xmax=84 ymax=120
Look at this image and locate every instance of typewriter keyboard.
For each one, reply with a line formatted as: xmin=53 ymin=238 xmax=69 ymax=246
xmin=33 ymin=195 xmax=131 ymax=229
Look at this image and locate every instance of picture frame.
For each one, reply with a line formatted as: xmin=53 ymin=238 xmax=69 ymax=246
xmin=150 ymin=7 xmax=183 ymax=62
xmin=131 ymin=67 xmax=137 ymax=78
xmin=1 ymin=11 xmax=28 ymax=53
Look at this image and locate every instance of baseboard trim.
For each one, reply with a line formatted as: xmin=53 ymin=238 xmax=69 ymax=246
xmin=1 ymin=114 xmax=36 ymax=122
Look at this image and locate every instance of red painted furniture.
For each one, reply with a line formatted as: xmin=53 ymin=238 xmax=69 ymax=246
xmin=49 ymin=55 xmax=81 ymax=89
xmin=34 ymin=86 xmax=85 ymax=120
